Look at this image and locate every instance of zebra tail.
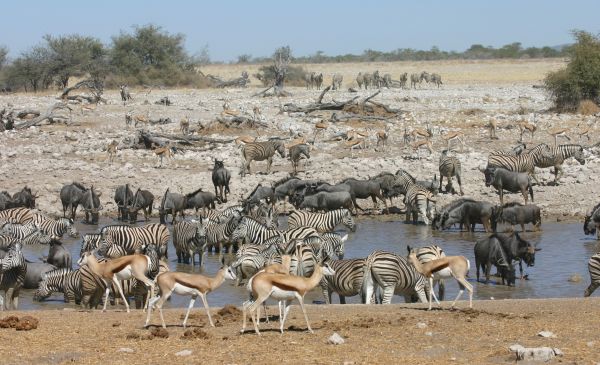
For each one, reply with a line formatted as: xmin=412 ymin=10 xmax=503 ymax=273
xmin=528 ymin=184 xmax=534 ymax=203
xmin=340 ymin=233 xmax=349 ymax=242
xmin=360 ymin=262 xmax=372 ymax=304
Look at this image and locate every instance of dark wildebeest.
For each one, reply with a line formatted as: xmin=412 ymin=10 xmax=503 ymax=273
xmin=159 ymin=188 xmax=187 ymax=224
xmin=80 ymin=186 xmax=102 ymax=224
xmin=129 ymin=188 xmax=154 ymax=223
xmin=308 ymin=182 xmax=356 ymax=213
xmin=435 ymin=199 xmax=494 ymax=232
xmin=584 ymin=202 xmax=600 ymax=239
xmin=298 ymin=191 xmax=354 ymax=212
xmin=114 ymin=184 xmax=134 ymax=221
xmin=23 ymin=262 xmax=57 ymax=289
xmin=44 ymin=241 xmax=72 ymax=269
xmin=11 ymin=186 xmax=37 ymax=209
xmin=60 ymin=182 xmax=86 ymax=220
xmin=474 ymin=237 xmax=515 ymax=286
xmin=212 ymin=160 xmax=231 ymax=203
xmin=491 ymin=202 xmax=541 ymax=232
xmin=484 ymin=167 xmax=534 ymax=205
xmin=273 ymin=176 xmax=304 ymax=203
xmin=243 ymin=184 xmax=274 ymax=211
xmin=289 ymin=144 xmax=311 ymax=175
xmin=479 ymin=232 xmax=539 ymax=279
xmin=119 ymin=85 xmax=132 ymax=103
xmin=0 ymin=191 xmax=15 ymax=210
xmin=341 ymin=178 xmax=388 ymax=213
xmin=186 ymin=189 xmax=219 ymax=215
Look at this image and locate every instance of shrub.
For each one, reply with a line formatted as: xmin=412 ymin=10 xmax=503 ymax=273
xmin=545 ymin=31 xmax=600 ymax=111
xmin=253 ymin=64 xmax=306 ymax=87
xmin=577 ymin=99 xmax=600 ymax=115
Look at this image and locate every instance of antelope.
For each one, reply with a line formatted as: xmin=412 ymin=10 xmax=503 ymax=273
xmin=125 ymin=112 xmax=132 ymax=127
xmin=154 ymin=146 xmax=176 ymax=168
xmin=549 ymin=127 xmax=571 ymax=146
xmin=106 ymin=140 xmax=118 ymax=163
xmin=345 ymin=138 xmax=365 ymax=157
xmin=221 ymin=100 xmax=239 ymax=116
xmin=249 ymin=255 xmax=292 ymax=325
xmin=145 ymin=262 xmax=237 ymax=328
xmin=376 ymin=130 xmax=389 ymax=151
xmin=241 ymin=261 xmax=335 ymax=335
xmin=134 ymin=112 xmax=150 ymax=127
xmin=78 ymin=251 xmax=156 ymax=313
xmin=442 ymin=131 xmax=465 ymax=152
xmin=180 ymin=117 xmax=190 ymax=135
xmin=487 ymin=119 xmax=498 ymax=139
xmin=518 ymin=121 xmax=536 ymax=142
xmin=313 ymin=121 xmax=328 ymax=143
xmin=407 ymin=249 xmax=473 ymax=310
xmin=252 ymin=106 xmax=263 ymax=122
xmin=80 ymin=103 xmax=97 ymax=115
xmin=410 ymin=125 xmax=433 ymax=140
xmin=578 ymin=125 xmax=591 ymax=141
xmin=235 ymin=135 xmax=257 ymax=146
xmin=285 ymin=136 xmax=307 ymax=149
xmin=412 ymin=139 xmax=433 ymax=156
xmin=402 ymin=127 xmax=411 ymax=146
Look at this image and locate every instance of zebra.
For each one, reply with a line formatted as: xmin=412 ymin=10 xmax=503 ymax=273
xmin=101 ymin=223 xmax=170 ymax=259
xmin=0 ymin=207 xmax=35 ymax=224
xmin=31 ymin=214 xmax=78 ymax=240
xmin=0 ymin=224 xmax=52 ymax=245
xmin=410 ymin=73 xmax=421 ymax=89
xmin=304 ymin=232 xmax=347 ymax=261
xmin=80 ymin=232 xmax=127 ymax=258
xmin=404 ymin=183 xmax=437 ymax=225
xmin=229 ymin=216 xmax=280 ymax=246
xmin=78 ymin=262 xmax=107 ymax=309
xmin=331 ymin=73 xmax=343 ymax=90
xmin=430 ymin=73 xmax=442 ymax=88
xmin=407 ymin=245 xmax=446 ymax=300
xmin=173 ymin=220 xmax=206 ymax=266
xmin=438 ymin=150 xmax=464 ymax=195
xmin=0 ymin=242 xmax=27 ymax=309
xmin=287 ymin=209 xmax=356 ymax=233
xmin=204 ymin=212 xmax=242 ymax=254
xmin=288 ymin=143 xmax=311 ymax=175
xmin=399 ymin=72 xmax=408 ymax=89
xmin=488 ymin=143 xmax=552 ymax=184
xmin=240 ymin=140 xmax=286 ymax=176
xmin=535 ymin=144 xmax=586 ymax=184
xmin=361 ymin=250 xmax=428 ymax=304
xmin=204 ymin=205 xmax=244 ymax=223
xmin=584 ymin=252 xmax=600 ymax=297
xmin=33 ymin=268 xmax=81 ymax=303
xmin=230 ymin=253 xmax=270 ymax=286
xmin=320 ymin=258 xmax=366 ymax=304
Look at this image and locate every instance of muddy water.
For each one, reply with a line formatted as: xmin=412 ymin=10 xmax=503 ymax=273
xmin=19 ymin=217 xmax=599 ymax=310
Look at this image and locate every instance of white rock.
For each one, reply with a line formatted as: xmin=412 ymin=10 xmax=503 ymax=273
xmin=416 ymin=322 xmax=427 ymax=329
xmin=509 ymin=344 xmax=563 ymax=362
xmin=537 ymin=331 xmax=556 ymax=338
xmin=328 ymin=332 xmax=345 ymax=345
xmin=175 ymin=350 xmax=192 ymax=357
xmin=118 ymin=348 xmax=134 ymax=353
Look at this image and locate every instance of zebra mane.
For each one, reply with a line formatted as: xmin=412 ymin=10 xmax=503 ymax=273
xmin=41 ymin=267 xmax=72 ymax=281
xmin=72 ymin=182 xmax=86 ymax=190
xmin=246 ymin=183 xmax=263 ymax=199
xmin=372 ymin=171 xmax=395 ymax=179
xmin=340 ymin=177 xmax=358 ymax=184
xmin=441 ymin=198 xmax=476 ymax=212
xmin=557 ymin=144 xmax=584 ymax=149
xmin=160 ymin=188 xmax=169 ymax=210
xmin=185 ymin=188 xmax=203 ymax=198
xmin=501 ymin=202 xmax=524 ymax=208
xmin=396 ymin=169 xmax=416 ymax=182
xmin=272 ymin=175 xmax=298 ymax=188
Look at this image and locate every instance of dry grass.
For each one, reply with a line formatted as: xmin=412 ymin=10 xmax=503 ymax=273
xmin=577 ymin=99 xmax=600 ymax=115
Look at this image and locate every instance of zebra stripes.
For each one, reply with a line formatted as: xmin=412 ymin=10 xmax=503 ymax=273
xmin=362 ymin=250 xmax=427 ymax=304
xmin=205 ymin=212 xmax=242 ymax=253
xmin=0 ymin=243 xmax=27 ymax=309
xmin=34 ymin=268 xmax=81 ymax=303
xmin=584 ymin=253 xmax=600 ymax=297
xmin=0 ymin=207 xmax=35 ymax=224
xmin=320 ymin=258 xmax=366 ymax=304
xmin=488 ymin=143 xmax=551 ymax=184
xmin=439 ymin=150 xmax=464 ymax=195
xmin=229 ymin=216 xmax=280 ymax=246
xmin=287 ymin=209 xmax=356 ymax=233
xmin=173 ymin=220 xmax=206 ymax=265
xmin=536 ymin=144 xmax=586 ymax=183
xmin=409 ymin=245 xmax=446 ymax=300
xmin=80 ymin=233 xmax=127 ymax=258
xmin=101 ymin=223 xmax=169 ymax=259
xmin=32 ymin=214 xmax=78 ymax=240
xmin=240 ymin=140 xmax=286 ymax=176
xmin=404 ymin=183 xmax=437 ymax=225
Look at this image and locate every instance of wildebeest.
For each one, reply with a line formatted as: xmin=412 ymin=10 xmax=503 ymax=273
xmin=11 ymin=187 xmax=37 ymax=209
xmin=356 ymin=72 xmax=368 ymax=89
xmin=331 ymin=74 xmax=343 ymax=90
xmin=434 ymin=199 xmax=493 ymax=232
xmin=474 ymin=237 xmax=515 ymax=285
xmin=186 ymin=189 xmax=219 ymax=215
xmin=491 ymin=202 xmax=541 ymax=232
xmin=298 ymin=191 xmax=354 ymax=212
xmin=305 ymin=71 xmax=316 ymax=89
xmin=430 ymin=73 xmax=442 ymax=88
xmin=80 ymin=186 xmax=102 ymax=224
xmin=212 ymin=159 xmax=231 ymax=203
xmin=584 ymin=201 xmax=600 ymax=238
xmin=44 ymin=241 xmax=72 ymax=269
xmin=23 ymin=262 xmax=57 ymax=289
xmin=341 ymin=178 xmax=388 ymax=213
xmin=410 ymin=73 xmax=421 ymax=89
xmin=114 ymin=184 xmax=134 ymax=221
xmin=314 ymin=73 xmax=323 ymax=89
xmin=484 ymin=167 xmax=533 ymax=204
xmin=119 ymin=85 xmax=132 ymax=103
xmin=381 ymin=73 xmax=392 ymax=88
xmin=243 ymin=184 xmax=274 ymax=210
xmin=60 ymin=182 xmax=86 ymax=220
xmin=479 ymin=232 xmax=539 ymax=279
xmin=372 ymin=71 xmax=381 ymax=88
xmin=0 ymin=191 xmax=14 ymax=210
xmin=129 ymin=188 xmax=154 ymax=223
xmin=420 ymin=71 xmax=431 ymax=83
xmin=399 ymin=73 xmax=408 ymax=89
xmin=289 ymin=144 xmax=311 ymax=175
xmin=159 ymin=188 xmax=187 ymax=224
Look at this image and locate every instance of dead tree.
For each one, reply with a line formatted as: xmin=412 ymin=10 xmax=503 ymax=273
xmin=15 ymin=102 xmax=73 ymax=129
xmin=155 ymin=96 xmax=172 ymax=106
xmin=60 ymin=79 xmax=106 ymax=104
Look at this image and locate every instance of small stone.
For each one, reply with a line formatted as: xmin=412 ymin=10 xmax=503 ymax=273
xmin=568 ymin=274 xmax=582 ymax=283
xmin=416 ymin=322 xmax=427 ymax=329
xmin=118 ymin=348 xmax=134 ymax=353
xmin=425 ymin=332 xmax=433 ymax=336
xmin=175 ymin=350 xmax=192 ymax=357
xmin=537 ymin=331 xmax=556 ymax=338
xmin=328 ymin=332 xmax=345 ymax=345
xmin=586 ymin=341 xmax=595 ymax=348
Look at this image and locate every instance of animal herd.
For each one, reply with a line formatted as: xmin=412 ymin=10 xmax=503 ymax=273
xmin=303 ymin=70 xmax=443 ymax=91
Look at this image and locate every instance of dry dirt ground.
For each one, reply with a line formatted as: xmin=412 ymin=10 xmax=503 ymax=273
xmin=0 ymin=298 xmax=598 ymax=364
xmin=1 ymin=58 xmax=598 ymax=222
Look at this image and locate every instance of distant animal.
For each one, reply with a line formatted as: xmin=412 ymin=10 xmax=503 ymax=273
xmin=442 ymin=131 xmax=465 ymax=152
xmin=376 ymin=129 xmax=388 ymax=151
xmin=420 ymin=71 xmax=431 ymax=83
xmin=298 ymin=191 xmax=354 ymax=212
xmin=341 ymin=177 xmax=388 ymax=213
xmin=314 ymin=73 xmax=323 ymax=89
xmin=433 ymin=198 xmax=493 ymax=232
xmin=534 ymin=144 xmax=586 ymax=184
xmin=518 ymin=121 xmax=537 ymax=142
xmin=106 ymin=140 xmax=118 ymax=163
xmin=487 ymin=119 xmax=498 ymax=139
xmin=304 ymin=71 xmax=316 ymax=89
xmin=399 ymin=73 xmax=408 ymax=89
xmin=410 ymin=73 xmax=421 ymax=89
xmin=484 ymin=167 xmax=534 ymax=205
xmin=289 ymin=143 xmax=311 ymax=175
xmin=240 ymin=140 xmax=286 ymax=176
xmin=235 ymin=136 xmax=257 ymax=145
xmin=11 ymin=186 xmax=37 ymax=209
xmin=114 ymin=184 xmax=134 ymax=222
xmin=212 ymin=159 xmax=231 ymax=203
xmin=154 ymin=146 xmax=177 ymax=168
xmin=404 ymin=183 xmax=437 ymax=225
xmin=288 ymin=209 xmax=356 ymax=233
xmin=411 ymin=139 xmax=433 ymax=156
xmin=438 ymin=150 xmax=464 ymax=195
xmin=549 ymin=128 xmax=571 ymax=146
xmin=133 ymin=112 xmax=150 ymax=127
xmin=488 ymin=143 xmax=552 ymax=185
xmin=331 ymin=74 xmax=343 ymax=90
xmin=180 ymin=117 xmax=190 ymax=135
xmin=119 ymin=85 xmax=132 ymax=103
xmin=381 ymin=73 xmax=392 ymax=88
xmin=430 ymin=73 xmax=442 ymax=88
xmin=128 ymin=188 xmax=154 ymax=223
xmin=60 ymin=182 xmax=87 ymax=220
xmin=80 ymin=186 xmax=102 ymax=224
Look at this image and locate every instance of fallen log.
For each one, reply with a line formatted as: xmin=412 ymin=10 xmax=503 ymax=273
xmin=138 ymin=130 xmax=235 ymax=148
xmin=15 ymin=109 xmax=41 ymax=119
xmin=15 ymin=102 xmax=72 ymax=129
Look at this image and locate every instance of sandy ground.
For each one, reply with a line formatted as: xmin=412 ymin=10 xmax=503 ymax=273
xmin=0 ymin=298 xmax=598 ymax=364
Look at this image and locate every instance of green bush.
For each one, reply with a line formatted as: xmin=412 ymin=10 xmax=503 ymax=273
xmin=253 ymin=64 xmax=306 ymax=87
xmin=545 ymin=31 xmax=600 ymax=111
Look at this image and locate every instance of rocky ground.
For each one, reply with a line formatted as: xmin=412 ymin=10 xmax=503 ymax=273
xmin=0 ymin=59 xmax=597 ymax=222
xmin=0 ymin=298 xmax=598 ymax=364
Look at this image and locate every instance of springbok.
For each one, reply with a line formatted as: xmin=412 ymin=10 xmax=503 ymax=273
xmin=345 ymin=138 xmax=365 ymax=157
xmin=313 ymin=121 xmax=328 ymax=143
xmin=145 ymin=261 xmax=237 ymax=328
xmin=376 ymin=129 xmax=389 ymax=151
xmin=106 ymin=140 xmax=118 ymax=164
xmin=412 ymin=139 xmax=433 ymax=156
xmin=235 ymin=135 xmax=257 ymax=146
xmin=180 ymin=117 xmax=190 ymax=135
xmin=578 ymin=125 xmax=591 ymax=141
xmin=443 ymin=131 xmax=465 ymax=152
xmin=518 ymin=121 xmax=536 ymax=142
xmin=80 ymin=103 xmax=97 ymax=115
xmin=410 ymin=126 xmax=433 ymax=141
xmin=154 ymin=146 xmax=176 ymax=168
xmin=248 ymin=255 xmax=292 ymax=325
xmin=133 ymin=112 xmax=150 ymax=127
xmin=241 ymin=261 xmax=335 ymax=335
xmin=549 ymin=127 xmax=571 ymax=146
xmin=487 ymin=119 xmax=498 ymax=139
xmin=78 ymin=251 xmax=156 ymax=313
xmin=407 ymin=249 xmax=473 ymax=310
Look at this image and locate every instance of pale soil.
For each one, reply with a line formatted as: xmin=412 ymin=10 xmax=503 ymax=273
xmin=0 ymin=298 xmax=598 ymax=365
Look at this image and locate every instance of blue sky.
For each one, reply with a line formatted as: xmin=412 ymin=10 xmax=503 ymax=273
xmin=2 ymin=0 xmax=599 ymax=61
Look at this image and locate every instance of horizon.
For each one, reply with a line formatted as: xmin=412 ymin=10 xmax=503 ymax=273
xmin=2 ymin=0 xmax=599 ymax=62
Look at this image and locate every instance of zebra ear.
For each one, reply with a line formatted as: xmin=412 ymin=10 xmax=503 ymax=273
xmin=407 ymin=245 xmax=412 ymax=253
